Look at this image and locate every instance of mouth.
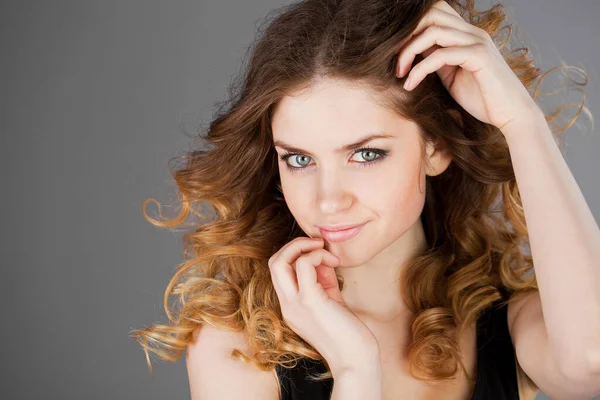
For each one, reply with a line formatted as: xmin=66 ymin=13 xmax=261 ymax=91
xmin=318 ymin=222 xmax=367 ymax=242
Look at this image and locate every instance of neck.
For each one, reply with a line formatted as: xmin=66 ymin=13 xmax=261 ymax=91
xmin=337 ymin=216 xmax=428 ymax=321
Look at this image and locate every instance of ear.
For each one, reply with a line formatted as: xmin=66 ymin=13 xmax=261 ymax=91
xmin=424 ymin=137 xmax=452 ymax=177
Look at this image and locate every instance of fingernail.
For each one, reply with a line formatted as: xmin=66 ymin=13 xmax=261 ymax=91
xmin=404 ymin=77 xmax=411 ymax=90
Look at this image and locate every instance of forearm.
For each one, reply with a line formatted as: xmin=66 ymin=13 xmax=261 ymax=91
xmin=502 ymin=111 xmax=600 ymax=372
xmin=331 ymin=362 xmax=383 ymax=400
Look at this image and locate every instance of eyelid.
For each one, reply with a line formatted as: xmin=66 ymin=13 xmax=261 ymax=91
xmin=279 ymin=146 xmax=385 ymax=160
xmin=278 ymin=146 xmax=388 ymax=172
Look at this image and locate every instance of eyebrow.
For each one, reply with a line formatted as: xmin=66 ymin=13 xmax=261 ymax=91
xmin=273 ymin=133 xmax=395 ymax=155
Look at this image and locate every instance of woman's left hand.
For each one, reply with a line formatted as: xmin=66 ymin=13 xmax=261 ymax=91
xmin=396 ymin=0 xmax=543 ymax=134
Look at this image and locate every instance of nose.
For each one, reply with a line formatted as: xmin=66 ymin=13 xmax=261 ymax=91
xmin=316 ymin=177 xmax=353 ymax=215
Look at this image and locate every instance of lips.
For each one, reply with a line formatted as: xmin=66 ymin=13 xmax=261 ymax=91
xmin=318 ymin=222 xmax=367 ymax=242
xmin=316 ymin=223 xmax=365 ymax=231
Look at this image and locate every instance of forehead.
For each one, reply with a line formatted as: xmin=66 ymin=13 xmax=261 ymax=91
xmin=271 ymin=79 xmax=414 ymax=141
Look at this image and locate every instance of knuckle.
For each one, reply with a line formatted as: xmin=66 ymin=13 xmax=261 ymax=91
xmin=474 ymin=26 xmax=489 ymax=38
xmin=295 ymin=253 xmax=307 ymax=265
xmin=305 ymin=250 xmax=325 ymax=265
xmin=299 ymin=251 xmax=315 ymax=262
xmin=268 ymin=255 xmax=277 ymax=270
xmin=313 ymin=249 xmax=329 ymax=261
xmin=475 ymin=42 xmax=489 ymax=54
xmin=428 ymin=25 xmax=444 ymax=35
xmin=315 ymin=248 xmax=334 ymax=262
xmin=429 ymin=6 xmax=446 ymax=20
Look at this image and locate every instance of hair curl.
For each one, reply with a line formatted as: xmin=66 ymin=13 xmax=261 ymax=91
xmin=130 ymin=0 xmax=592 ymax=390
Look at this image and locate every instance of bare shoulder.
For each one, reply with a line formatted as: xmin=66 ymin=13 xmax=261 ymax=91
xmin=186 ymin=324 xmax=281 ymax=400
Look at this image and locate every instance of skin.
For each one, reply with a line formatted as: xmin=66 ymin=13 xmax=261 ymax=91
xmin=271 ymin=77 xmax=453 ymax=322
xmin=268 ymin=1 xmax=600 ymax=397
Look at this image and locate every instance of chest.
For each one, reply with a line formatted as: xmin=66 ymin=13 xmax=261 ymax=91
xmin=374 ymin=322 xmax=477 ymax=400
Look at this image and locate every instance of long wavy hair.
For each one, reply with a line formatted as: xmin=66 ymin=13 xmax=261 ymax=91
xmin=130 ymin=0 xmax=592 ymax=387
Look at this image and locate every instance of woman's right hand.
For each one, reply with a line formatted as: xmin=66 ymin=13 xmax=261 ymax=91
xmin=268 ymin=237 xmax=380 ymax=377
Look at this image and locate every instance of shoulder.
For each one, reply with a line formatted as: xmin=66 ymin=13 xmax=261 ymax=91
xmin=186 ymin=324 xmax=281 ymax=400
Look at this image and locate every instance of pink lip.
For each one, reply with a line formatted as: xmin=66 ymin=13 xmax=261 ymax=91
xmin=319 ymin=222 xmax=367 ymax=242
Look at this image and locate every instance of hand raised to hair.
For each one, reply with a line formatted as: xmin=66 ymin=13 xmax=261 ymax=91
xmin=396 ymin=0 xmax=543 ymax=136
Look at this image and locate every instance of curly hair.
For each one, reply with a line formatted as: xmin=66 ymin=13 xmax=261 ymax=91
xmin=130 ymin=0 xmax=592 ymax=387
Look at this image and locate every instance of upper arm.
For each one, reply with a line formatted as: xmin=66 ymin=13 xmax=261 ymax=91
xmin=186 ymin=324 xmax=281 ymax=400
xmin=507 ymin=291 xmax=598 ymax=400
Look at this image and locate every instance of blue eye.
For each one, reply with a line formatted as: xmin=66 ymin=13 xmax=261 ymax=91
xmin=278 ymin=146 xmax=389 ymax=174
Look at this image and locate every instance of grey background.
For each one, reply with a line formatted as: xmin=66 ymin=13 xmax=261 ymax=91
xmin=1 ymin=0 xmax=598 ymax=399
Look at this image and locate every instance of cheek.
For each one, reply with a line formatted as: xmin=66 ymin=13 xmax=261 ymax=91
xmin=375 ymin=157 xmax=426 ymax=228
xmin=280 ymin=180 xmax=313 ymax=232
xmin=281 ymin=180 xmax=303 ymax=214
xmin=381 ymin=179 xmax=423 ymax=219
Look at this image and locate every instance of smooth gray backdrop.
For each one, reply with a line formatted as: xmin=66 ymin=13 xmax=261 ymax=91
xmin=1 ymin=0 xmax=598 ymax=399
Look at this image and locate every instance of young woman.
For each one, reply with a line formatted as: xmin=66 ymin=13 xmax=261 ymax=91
xmin=131 ymin=1 xmax=600 ymax=399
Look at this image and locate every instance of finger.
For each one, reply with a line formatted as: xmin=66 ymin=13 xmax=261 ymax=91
xmin=404 ymin=44 xmax=488 ymax=91
xmin=400 ymin=5 xmax=480 ymax=49
xmin=270 ymin=266 xmax=288 ymax=306
xmin=269 ymin=238 xmax=324 ymax=299
xmin=431 ymin=1 xmax=490 ymax=41
xmin=398 ymin=25 xmax=485 ymax=77
xmin=433 ymin=1 xmax=465 ymax=20
xmin=315 ymin=264 xmax=345 ymax=304
xmin=269 ymin=237 xmax=322 ymax=272
xmin=295 ymin=249 xmax=340 ymax=300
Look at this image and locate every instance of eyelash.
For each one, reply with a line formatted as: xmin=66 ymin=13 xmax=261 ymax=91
xmin=278 ymin=146 xmax=389 ymax=174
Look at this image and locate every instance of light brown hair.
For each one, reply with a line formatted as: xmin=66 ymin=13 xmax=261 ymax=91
xmin=130 ymin=0 xmax=591 ymax=385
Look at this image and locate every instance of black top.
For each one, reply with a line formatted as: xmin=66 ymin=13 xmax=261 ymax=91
xmin=275 ymin=299 xmax=519 ymax=400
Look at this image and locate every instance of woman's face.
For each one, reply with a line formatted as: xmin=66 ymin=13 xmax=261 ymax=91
xmin=271 ymin=78 xmax=450 ymax=266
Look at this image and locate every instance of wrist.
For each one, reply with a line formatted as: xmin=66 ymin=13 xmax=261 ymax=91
xmin=330 ymin=349 xmax=382 ymax=380
xmin=500 ymin=105 xmax=547 ymax=142
xmin=331 ymin=363 xmax=383 ymax=400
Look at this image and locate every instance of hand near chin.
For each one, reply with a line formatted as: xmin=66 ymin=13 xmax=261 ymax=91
xmin=268 ymin=237 xmax=380 ymax=377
